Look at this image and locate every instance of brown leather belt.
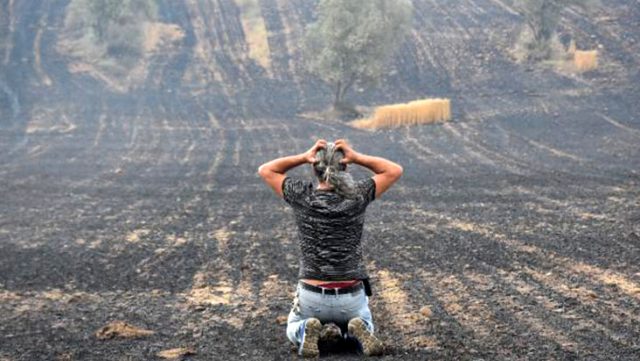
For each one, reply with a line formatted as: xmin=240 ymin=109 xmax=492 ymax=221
xmin=300 ymin=281 xmax=364 ymax=295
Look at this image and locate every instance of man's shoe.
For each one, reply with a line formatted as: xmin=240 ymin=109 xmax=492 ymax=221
xmin=299 ymin=318 xmax=322 ymax=357
xmin=348 ymin=317 xmax=384 ymax=356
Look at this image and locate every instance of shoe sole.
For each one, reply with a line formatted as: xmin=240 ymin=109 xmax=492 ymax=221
xmin=300 ymin=318 xmax=322 ymax=358
xmin=348 ymin=318 xmax=384 ymax=356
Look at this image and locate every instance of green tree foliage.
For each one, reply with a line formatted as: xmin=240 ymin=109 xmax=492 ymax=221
xmin=512 ymin=0 xmax=597 ymax=61
xmin=65 ymin=0 xmax=157 ymax=61
xmin=88 ymin=0 xmax=157 ymax=41
xmin=304 ymin=0 xmax=413 ymax=111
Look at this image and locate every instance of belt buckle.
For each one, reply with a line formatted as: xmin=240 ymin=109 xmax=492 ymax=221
xmin=321 ymin=287 xmax=338 ymax=296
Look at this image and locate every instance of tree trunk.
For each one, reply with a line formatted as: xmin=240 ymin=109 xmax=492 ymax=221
xmin=332 ymin=75 xmax=356 ymax=110
xmin=333 ymin=80 xmax=343 ymax=109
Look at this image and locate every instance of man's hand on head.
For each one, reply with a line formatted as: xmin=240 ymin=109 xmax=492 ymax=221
xmin=335 ymin=139 xmax=359 ymax=164
xmin=304 ymin=139 xmax=327 ymax=164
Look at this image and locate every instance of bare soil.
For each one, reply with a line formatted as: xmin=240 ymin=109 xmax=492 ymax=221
xmin=1 ymin=0 xmax=639 ymax=360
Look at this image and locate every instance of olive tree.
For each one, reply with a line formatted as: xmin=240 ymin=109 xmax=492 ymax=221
xmin=303 ymin=0 xmax=413 ymax=113
xmin=513 ymin=0 xmax=598 ymax=61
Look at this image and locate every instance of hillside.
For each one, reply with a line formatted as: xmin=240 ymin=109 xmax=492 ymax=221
xmin=0 ymin=1 xmax=639 ymax=360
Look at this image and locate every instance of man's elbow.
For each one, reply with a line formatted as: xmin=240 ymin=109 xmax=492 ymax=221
xmin=258 ymin=164 xmax=269 ymax=179
xmin=391 ymin=164 xmax=403 ymax=179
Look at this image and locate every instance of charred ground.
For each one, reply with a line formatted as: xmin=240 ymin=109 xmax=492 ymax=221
xmin=1 ymin=0 xmax=639 ymax=360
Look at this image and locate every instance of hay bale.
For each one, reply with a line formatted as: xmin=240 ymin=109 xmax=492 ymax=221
xmin=574 ymin=50 xmax=598 ymax=72
xmin=352 ymin=98 xmax=451 ymax=130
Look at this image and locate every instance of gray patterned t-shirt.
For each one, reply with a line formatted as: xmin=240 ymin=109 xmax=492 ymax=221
xmin=282 ymin=176 xmax=376 ymax=281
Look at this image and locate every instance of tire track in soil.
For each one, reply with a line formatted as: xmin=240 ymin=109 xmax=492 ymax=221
xmin=456 ymin=270 xmax=591 ymax=358
xmin=515 ymin=133 xmax=585 ymax=162
xmin=2 ymin=0 xmax=639 ymax=359
xmin=258 ymin=0 xmax=291 ymax=80
xmin=477 ymin=269 xmax=637 ymax=354
xmin=482 ymin=0 xmax=520 ymax=16
xmin=461 ymin=113 xmax=634 ymax=183
xmin=370 ymin=241 xmax=567 ymax=359
xmin=377 ymin=209 xmax=638 ymax=358
xmin=0 ymin=0 xmax=122 ymax=260
xmin=429 ymin=211 xmax=640 ymax=303
xmin=401 ymin=203 xmax=639 ymax=302
xmin=1 ymin=0 xmax=16 ymax=65
xmin=205 ymin=112 xmax=227 ymax=192
xmin=179 ymin=216 xmax=251 ymax=328
xmin=429 ymin=0 xmax=474 ymax=40
xmin=418 ymin=269 xmax=581 ymax=359
xmin=78 ymin=91 xmax=220 ymax=290
xmin=369 ymin=268 xmax=440 ymax=354
xmin=492 ymin=183 xmax=640 ymax=252
xmin=441 ymin=122 xmax=530 ymax=175
xmin=428 ymin=271 xmax=541 ymax=358
xmin=272 ymin=0 xmax=313 ymax=106
xmin=120 ymin=94 xmax=224 ymax=288
xmin=459 ymin=120 xmax=595 ymax=175
xmin=0 ymin=0 xmax=50 ymax=162
xmin=411 ymin=1 xmax=454 ymax=92
xmin=398 ymin=125 xmax=471 ymax=176
xmin=216 ymin=0 xmax=256 ymax=85
xmin=597 ymin=112 xmax=640 ymax=137
xmin=509 ymin=267 xmax=640 ymax=345
xmin=489 ymin=122 xmax=601 ymax=179
xmin=175 ymin=116 xmax=300 ymax=345
xmin=33 ymin=47 xmax=129 ymax=188
xmin=10 ymin=17 xmax=213 ymax=289
xmin=490 ymin=102 xmax=638 ymax=172
xmin=443 ymin=123 xmax=510 ymax=170
xmin=185 ymin=0 xmax=252 ymax=91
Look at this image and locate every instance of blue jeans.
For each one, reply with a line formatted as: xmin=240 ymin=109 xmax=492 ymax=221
xmin=286 ymin=282 xmax=375 ymax=346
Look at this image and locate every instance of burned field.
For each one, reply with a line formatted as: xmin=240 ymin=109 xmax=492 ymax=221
xmin=1 ymin=0 xmax=640 ymax=360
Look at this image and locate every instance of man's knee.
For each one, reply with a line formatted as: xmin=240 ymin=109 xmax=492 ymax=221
xmin=287 ymin=311 xmax=304 ymax=344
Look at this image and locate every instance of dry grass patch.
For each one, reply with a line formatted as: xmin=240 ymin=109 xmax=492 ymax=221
xmin=374 ymin=269 xmax=435 ymax=349
xmin=408 ymin=335 xmax=439 ymax=349
xmin=26 ymin=108 xmax=76 ymax=134
xmin=235 ymin=0 xmax=271 ymax=70
xmin=185 ymin=271 xmax=234 ymax=306
xmin=143 ymin=22 xmax=185 ymax=53
xmin=185 ymin=284 xmax=233 ymax=306
xmin=95 ymin=321 xmax=154 ymax=340
xmin=275 ymin=315 xmax=288 ymax=325
xmin=157 ymin=347 xmax=196 ymax=359
xmin=351 ymin=98 xmax=451 ymax=130
xmin=126 ymin=229 xmax=150 ymax=243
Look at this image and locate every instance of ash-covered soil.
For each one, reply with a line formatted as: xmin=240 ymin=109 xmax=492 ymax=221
xmin=1 ymin=0 xmax=640 ymax=360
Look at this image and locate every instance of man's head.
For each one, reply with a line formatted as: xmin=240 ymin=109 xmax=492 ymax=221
xmin=312 ymin=142 xmax=357 ymax=198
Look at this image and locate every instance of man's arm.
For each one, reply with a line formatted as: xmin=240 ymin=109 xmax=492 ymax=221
xmin=258 ymin=139 xmax=326 ymax=197
xmin=335 ymin=139 xmax=403 ymax=199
